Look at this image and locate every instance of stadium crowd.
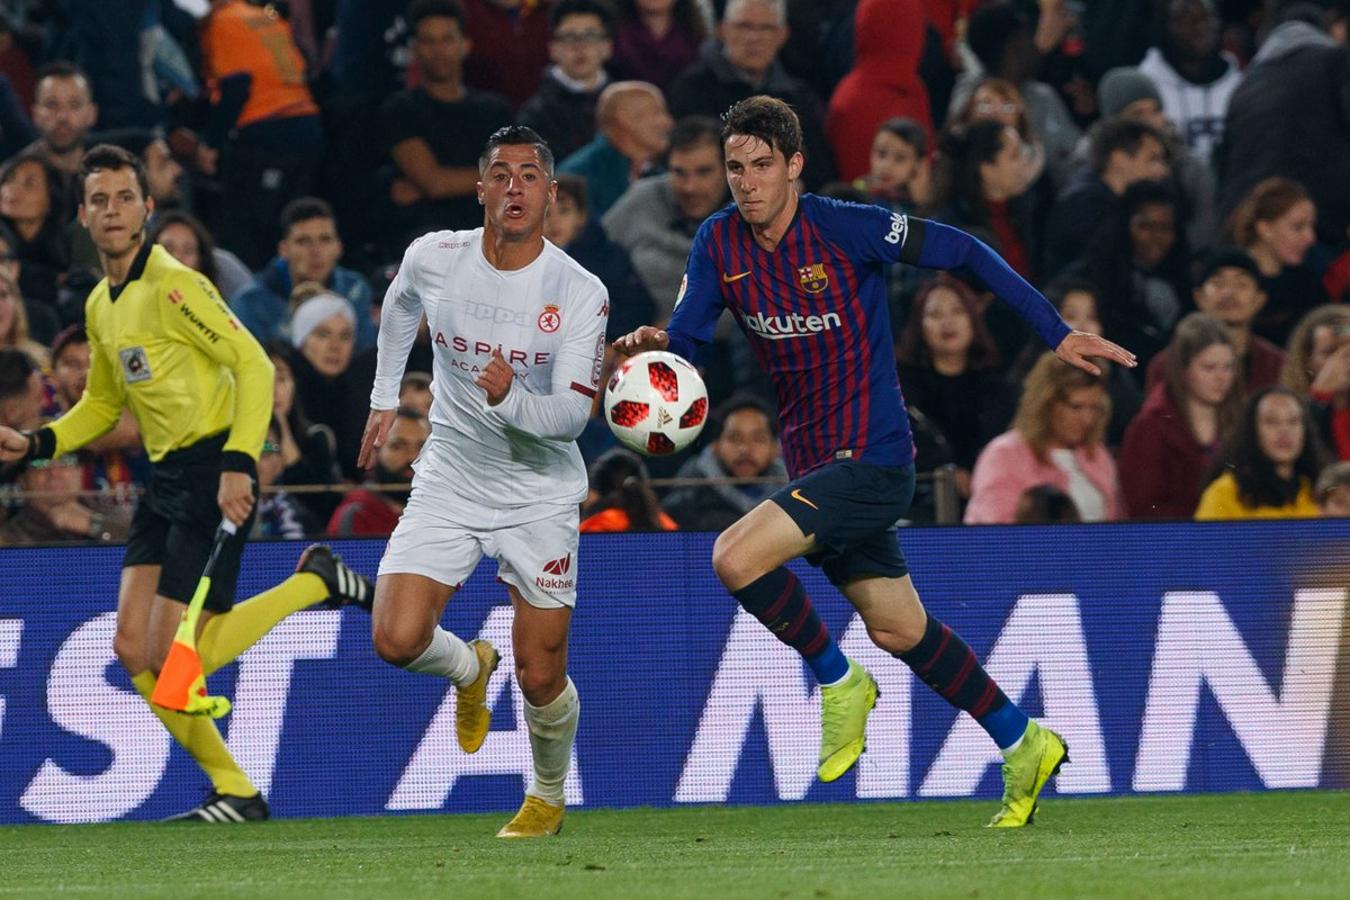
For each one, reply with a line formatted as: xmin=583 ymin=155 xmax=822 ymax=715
xmin=1 ymin=0 xmax=1349 ymax=543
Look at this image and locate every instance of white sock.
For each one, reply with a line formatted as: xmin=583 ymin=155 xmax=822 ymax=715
xmin=405 ymin=627 xmax=480 ymax=687
xmin=523 ymin=677 xmax=579 ymax=805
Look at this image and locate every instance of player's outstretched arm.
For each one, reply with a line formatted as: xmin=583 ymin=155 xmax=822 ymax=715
xmin=357 ymin=408 xmax=397 ymax=470
xmin=612 ymin=325 xmax=669 ymax=356
xmin=1055 ymin=331 xmax=1138 ymax=377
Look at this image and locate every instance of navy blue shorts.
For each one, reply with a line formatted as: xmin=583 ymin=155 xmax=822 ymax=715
xmin=769 ymin=461 xmax=914 ymax=587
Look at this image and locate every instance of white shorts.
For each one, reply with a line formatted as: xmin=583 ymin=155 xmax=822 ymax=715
xmin=378 ymin=479 xmax=581 ymax=609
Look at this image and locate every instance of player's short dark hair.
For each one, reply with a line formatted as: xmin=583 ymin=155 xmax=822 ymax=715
xmin=1088 ymin=116 xmax=1165 ymax=175
xmin=34 ymin=59 xmax=90 ymax=89
xmin=877 ymin=117 xmax=928 ymax=158
xmin=77 ymin=143 xmax=150 ymax=203
xmin=669 ymin=115 xmax=723 ymax=157
xmin=550 ymin=0 xmax=614 ymax=34
xmin=479 ymin=125 xmax=555 ymax=177
xmin=553 ymin=173 xmax=588 ymax=213
xmin=407 ymin=0 xmax=464 ymax=32
xmin=721 ymin=95 xmax=803 ymax=162
xmin=279 ymin=196 xmax=336 ymax=236
xmin=0 ymin=347 xmax=36 ymax=402
xmin=711 ymin=393 xmax=778 ymax=440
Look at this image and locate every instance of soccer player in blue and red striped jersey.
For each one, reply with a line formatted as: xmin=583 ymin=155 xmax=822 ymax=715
xmin=615 ymin=96 xmax=1136 ymax=827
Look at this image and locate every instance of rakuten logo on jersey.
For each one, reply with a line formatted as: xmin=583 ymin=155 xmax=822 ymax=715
xmin=742 ymin=311 xmax=843 ymax=341
xmin=435 ymin=332 xmax=551 ymax=367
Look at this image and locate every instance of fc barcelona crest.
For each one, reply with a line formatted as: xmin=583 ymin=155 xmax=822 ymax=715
xmin=798 ymin=263 xmax=829 ymax=293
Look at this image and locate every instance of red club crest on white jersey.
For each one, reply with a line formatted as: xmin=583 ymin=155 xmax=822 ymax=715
xmin=538 ymin=304 xmax=561 ymax=333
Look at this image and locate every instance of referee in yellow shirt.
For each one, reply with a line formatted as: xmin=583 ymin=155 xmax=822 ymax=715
xmin=0 ymin=145 xmax=373 ymax=823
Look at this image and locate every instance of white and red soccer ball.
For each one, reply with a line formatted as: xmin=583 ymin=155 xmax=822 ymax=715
xmin=604 ymin=351 xmax=709 ymax=456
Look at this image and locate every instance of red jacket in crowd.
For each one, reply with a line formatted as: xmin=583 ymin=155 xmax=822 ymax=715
xmin=826 ymin=0 xmax=932 ymax=182
xmin=1118 ymin=384 xmax=1219 ymax=520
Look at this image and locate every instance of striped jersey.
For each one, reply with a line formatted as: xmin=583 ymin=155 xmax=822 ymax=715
xmin=666 ymin=194 xmax=1071 ymax=478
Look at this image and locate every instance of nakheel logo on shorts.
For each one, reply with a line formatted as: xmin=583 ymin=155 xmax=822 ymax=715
xmin=536 ymin=553 xmax=574 ymax=592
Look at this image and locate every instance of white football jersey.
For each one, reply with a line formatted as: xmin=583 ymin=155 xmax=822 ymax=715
xmin=372 ymin=229 xmax=609 ymax=508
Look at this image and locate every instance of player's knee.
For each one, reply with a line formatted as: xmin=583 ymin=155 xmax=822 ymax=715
xmin=711 ymin=531 xmax=758 ymax=591
xmin=866 ymin=622 xmax=922 ymax=655
xmin=372 ymin=623 xmax=425 ymax=668
xmin=514 ymin=656 xmax=564 ymax=706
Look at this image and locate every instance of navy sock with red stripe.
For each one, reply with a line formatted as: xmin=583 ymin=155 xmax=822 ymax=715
xmin=732 ymin=567 xmax=850 ymax=685
xmin=898 ymin=614 xmax=1028 ymax=749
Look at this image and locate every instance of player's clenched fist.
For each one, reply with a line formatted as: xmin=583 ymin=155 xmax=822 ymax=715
xmin=0 ymin=426 xmax=31 ymax=463
xmin=612 ymin=325 xmax=669 ymax=356
xmin=475 ymin=347 xmax=514 ymax=406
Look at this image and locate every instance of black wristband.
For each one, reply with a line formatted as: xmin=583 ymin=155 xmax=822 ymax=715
xmin=220 ymin=450 xmax=258 ymax=478
xmin=27 ymin=427 xmax=56 ymax=461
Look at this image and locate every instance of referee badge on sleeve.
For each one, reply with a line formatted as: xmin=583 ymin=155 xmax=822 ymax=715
xmin=119 ymin=346 xmax=153 ymax=383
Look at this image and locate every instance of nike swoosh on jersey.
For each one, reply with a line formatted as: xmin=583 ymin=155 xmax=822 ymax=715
xmin=790 ymin=489 xmax=818 ymax=510
xmin=721 ymin=270 xmax=752 ymax=284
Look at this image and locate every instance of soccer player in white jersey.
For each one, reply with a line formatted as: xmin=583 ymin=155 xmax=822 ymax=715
xmin=358 ymin=126 xmax=609 ymax=838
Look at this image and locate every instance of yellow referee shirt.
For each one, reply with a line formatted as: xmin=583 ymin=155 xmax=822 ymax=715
xmin=46 ymin=243 xmax=274 ymax=466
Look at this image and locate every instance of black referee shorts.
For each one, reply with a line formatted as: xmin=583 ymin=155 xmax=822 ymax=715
xmin=124 ymin=432 xmax=255 ymax=612
xmin=769 ymin=460 xmax=915 ymax=587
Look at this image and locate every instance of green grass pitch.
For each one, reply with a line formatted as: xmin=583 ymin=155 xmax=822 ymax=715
xmin=2 ymin=792 xmax=1347 ymax=898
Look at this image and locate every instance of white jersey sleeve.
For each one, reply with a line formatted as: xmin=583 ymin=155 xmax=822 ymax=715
xmin=370 ymin=233 xmax=434 ymax=409
xmin=492 ymin=277 xmax=608 ymax=441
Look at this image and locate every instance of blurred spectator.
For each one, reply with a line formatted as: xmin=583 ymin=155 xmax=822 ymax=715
xmin=1220 ymin=3 xmax=1350 ymax=247
xmin=253 ymin=418 xmax=316 ymax=539
xmin=667 ymin=0 xmax=836 ymax=190
xmin=200 ymin=0 xmax=324 ymax=269
xmin=1014 ymin=483 xmax=1081 ymax=524
xmin=544 ymin=174 xmax=656 ymax=342
xmin=1078 ymin=66 xmax=1217 ymax=250
xmin=950 ymin=78 xmax=1044 ymax=197
xmin=966 ymin=353 xmax=1120 ymax=524
xmin=826 ymin=0 xmax=931 ymax=183
xmin=399 ymin=372 xmax=434 ymax=418
xmin=329 ymin=0 xmax=411 ymax=99
xmin=1195 ymin=385 xmax=1326 ymax=520
xmin=853 ymin=117 xmax=929 ymax=211
xmin=1138 ymin=0 xmax=1241 ymax=165
xmin=0 ymin=271 xmax=49 ymax=366
xmin=0 ymin=452 xmax=130 ymax=544
xmin=460 ymin=0 xmax=553 ymax=110
xmin=930 ymin=120 xmax=1036 ymax=280
xmin=663 ymin=394 xmax=785 ymax=531
xmin=267 ymin=342 xmax=343 ymax=522
xmin=1044 ymin=117 xmax=1168 ymax=278
xmin=579 ymin=447 xmax=678 ymax=532
xmin=26 ymin=62 xmax=96 ymax=184
xmin=48 ymin=325 xmax=145 ymax=485
xmin=0 ymin=73 xmax=36 ymax=161
xmin=951 ymin=1 xmax=1082 ymax=185
xmin=1316 ymin=460 xmax=1350 ymax=516
xmin=1120 ymin=312 xmax=1243 ymax=520
xmin=1068 ymin=179 xmax=1188 ymax=369
xmin=0 ymin=346 xmax=43 ymax=430
xmin=379 ymin=0 xmax=513 ymax=253
xmin=1007 ymin=277 xmax=1142 ymax=448
xmin=895 ymin=276 xmax=1012 ymax=501
xmin=559 ymin=81 xmax=672 ymax=218
xmin=150 ymin=210 xmax=253 ymax=300
xmin=0 ymin=150 xmax=70 ymax=307
xmin=1282 ymin=305 xmax=1350 ymax=401
xmin=602 ymin=115 xmax=727 ymax=321
xmin=1224 ymin=177 xmax=1326 ymax=348
xmin=609 ymin=0 xmax=709 ymax=92
xmin=519 ymin=1 xmax=614 ymax=161
xmin=287 ymin=292 xmax=370 ymax=479
xmin=327 ymin=407 xmax=429 ymax=537
xmin=1145 ymin=247 xmax=1283 ymax=396
xmin=231 ymin=198 xmax=377 ymax=351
